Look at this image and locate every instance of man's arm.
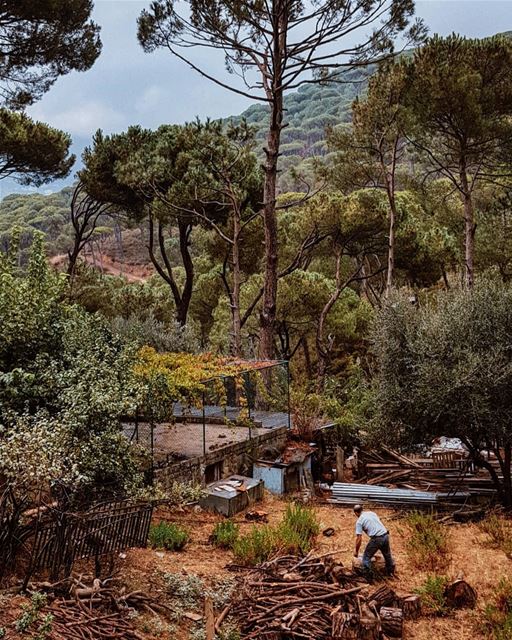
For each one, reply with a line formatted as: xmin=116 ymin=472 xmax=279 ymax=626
xmin=354 ymin=534 xmax=362 ymax=558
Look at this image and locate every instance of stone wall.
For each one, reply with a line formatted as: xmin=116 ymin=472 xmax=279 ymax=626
xmin=155 ymin=426 xmax=288 ymax=488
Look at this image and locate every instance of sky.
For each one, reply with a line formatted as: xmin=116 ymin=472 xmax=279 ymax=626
xmin=4 ymin=0 xmax=512 ymax=197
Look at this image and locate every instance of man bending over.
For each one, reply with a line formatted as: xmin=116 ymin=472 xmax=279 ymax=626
xmin=353 ymin=504 xmax=395 ymax=578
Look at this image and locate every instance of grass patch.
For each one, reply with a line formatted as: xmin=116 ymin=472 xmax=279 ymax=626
xmin=402 ymin=512 xmax=450 ymax=571
xmin=478 ymin=515 xmax=512 ymax=559
xmin=148 ymin=521 xmax=189 ymax=551
xmin=414 ymin=575 xmax=450 ymax=617
xmin=211 ymin=520 xmax=240 ymax=549
xmin=482 ymin=577 xmax=512 ymax=639
xmin=233 ymin=503 xmax=319 ymax=566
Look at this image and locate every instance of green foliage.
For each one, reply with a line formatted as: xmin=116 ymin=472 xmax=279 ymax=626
xmin=148 ymin=521 xmax=189 ymax=551
xmin=0 ymin=0 xmax=101 ymax=109
xmin=211 ymin=520 xmax=240 ymax=549
xmin=0 ymin=233 xmax=146 ymax=503
xmin=0 ymin=109 xmax=74 ymax=186
xmin=15 ymin=592 xmax=49 ymax=633
xmin=483 ymin=578 xmax=512 ymax=639
xmin=402 ymin=512 xmax=450 ymax=571
xmin=232 ymin=524 xmax=277 ymax=566
xmin=414 ymin=575 xmax=450 ymax=616
xmin=371 ymin=281 xmax=512 ymax=506
xmin=233 ymin=503 xmax=319 ymax=566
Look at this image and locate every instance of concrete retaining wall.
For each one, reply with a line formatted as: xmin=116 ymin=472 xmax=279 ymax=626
xmin=154 ymin=426 xmax=288 ymax=488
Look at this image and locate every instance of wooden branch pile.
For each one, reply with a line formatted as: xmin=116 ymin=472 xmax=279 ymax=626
xmin=34 ymin=575 xmax=171 ymax=640
xmin=228 ymin=551 xmax=421 ymax=639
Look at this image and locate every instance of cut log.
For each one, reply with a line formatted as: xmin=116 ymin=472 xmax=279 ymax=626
xmin=368 ymin=585 xmax=397 ymax=610
xmin=380 ymin=607 xmax=403 ymax=638
xmin=444 ymin=580 xmax=477 ymax=609
xmin=399 ymin=594 xmax=421 ymax=620
xmin=205 ymin=595 xmax=215 ymax=640
xmin=332 ymin=612 xmax=380 ymax=640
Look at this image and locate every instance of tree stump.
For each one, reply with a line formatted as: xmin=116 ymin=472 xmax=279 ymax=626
xmin=380 ymin=606 xmax=403 ymax=638
xmin=368 ymin=585 xmax=397 ymax=610
xmin=399 ymin=594 xmax=421 ymax=620
xmin=331 ymin=612 xmax=380 ymax=640
xmin=444 ymin=580 xmax=477 ymax=609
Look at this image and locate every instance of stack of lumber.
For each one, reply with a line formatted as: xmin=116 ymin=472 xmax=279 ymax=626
xmin=31 ymin=575 xmax=171 ymax=640
xmin=228 ymin=550 xmax=421 ymax=639
xmin=357 ymin=446 xmax=498 ymax=498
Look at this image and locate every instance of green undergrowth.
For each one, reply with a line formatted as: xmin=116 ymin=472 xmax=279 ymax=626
xmin=232 ymin=502 xmax=319 ymax=566
xmin=483 ymin=577 xmax=512 ymax=639
xmin=148 ymin=521 xmax=189 ymax=551
xmin=401 ymin=512 xmax=450 ymax=571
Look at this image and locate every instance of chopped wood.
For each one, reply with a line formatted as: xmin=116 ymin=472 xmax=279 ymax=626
xmin=380 ymin=606 xmax=403 ymax=637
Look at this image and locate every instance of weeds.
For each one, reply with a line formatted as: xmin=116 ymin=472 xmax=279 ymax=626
xmin=478 ymin=515 xmax=512 ymax=559
xmin=402 ymin=512 xmax=450 ymax=571
xmin=14 ymin=593 xmax=53 ymax=638
xmin=414 ymin=575 xmax=450 ymax=616
xmin=211 ymin=520 xmax=240 ymax=549
xmin=149 ymin=521 xmax=189 ymax=551
xmin=233 ymin=525 xmax=277 ymax=566
xmin=482 ymin=577 xmax=512 ymax=639
xmin=233 ymin=503 xmax=319 ymax=566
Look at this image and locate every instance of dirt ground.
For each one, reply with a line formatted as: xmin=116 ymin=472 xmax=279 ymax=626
xmin=0 ymin=495 xmax=509 ymax=639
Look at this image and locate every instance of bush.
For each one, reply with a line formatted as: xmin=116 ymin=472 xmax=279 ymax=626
xmin=149 ymin=521 xmax=189 ymax=551
xmin=233 ymin=503 xmax=319 ymax=565
xmin=211 ymin=520 xmax=240 ymax=549
xmin=483 ymin=577 xmax=512 ymax=639
xmin=278 ymin=503 xmax=320 ymax=553
xmin=478 ymin=515 xmax=512 ymax=559
xmin=402 ymin=512 xmax=450 ymax=570
xmin=232 ymin=525 xmax=277 ymax=566
xmin=414 ymin=575 xmax=450 ymax=616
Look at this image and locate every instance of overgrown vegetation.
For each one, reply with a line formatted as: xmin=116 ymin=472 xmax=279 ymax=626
xmin=483 ymin=578 xmax=512 ymax=639
xmin=401 ymin=512 xmax=450 ymax=571
xmin=233 ymin=503 xmax=319 ymax=566
xmin=478 ymin=515 xmax=512 ymax=558
xmin=148 ymin=522 xmax=189 ymax=551
xmin=414 ymin=575 xmax=450 ymax=617
xmin=211 ymin=520 xmax=240 ymax=549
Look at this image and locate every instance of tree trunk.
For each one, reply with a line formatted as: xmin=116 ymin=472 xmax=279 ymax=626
xmin=259 ymin=92 xmax=282 ymax=361
xmin=384 ymin=139 xmax=398 ymax=298
xmin=259 ymin=1 xmax=287 ymax=361
xmin=231 ymin=208 xmax=242 ymax=357
xmin=177 ymin=219 xmax=194 ymax=326
xmin=399 ymin=594 xmax=421 ymax=620
xmin=459 ymin=164 xmax=475 ymax=289
xmin=444 ymin=580 xmax=477 ymax=609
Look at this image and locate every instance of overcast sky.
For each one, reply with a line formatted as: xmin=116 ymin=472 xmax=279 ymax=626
xmin=5 ymin=0 xmax=512 ymax=197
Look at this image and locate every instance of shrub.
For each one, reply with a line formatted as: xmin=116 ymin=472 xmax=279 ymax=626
xmin=211 ymin=520 xmax=240 ymax=549
xmin=478 ymin=515 xmax=512 ymax=559
xmin=148 ymin=521 xmax=189 ymax=551
xmin=233 ymin=503 xmax=319 ymax=565
xmin=402 ymin=512 xmax=450 ymax=571
xmin=278 ymin=503 xmax=320 ymax=554
xmin=232 ymin=525 xmax=276 ymax=566
xmin=483 ymin=577 xmax=512 ymax=639
xmin=414 ymin=575 xmax=450 ymax=616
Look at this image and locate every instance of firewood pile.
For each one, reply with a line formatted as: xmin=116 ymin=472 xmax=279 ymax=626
xmin=33 ymin=575 xmax=171 ymax=640
xmin=228 ymin=550 xmax=421 ymax=639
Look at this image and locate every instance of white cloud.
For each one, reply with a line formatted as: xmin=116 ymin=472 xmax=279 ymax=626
xmin=29 ymin=101 xmax=126 ymax=138
xmin=135 ymin=85 xmax=166 ymax=114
